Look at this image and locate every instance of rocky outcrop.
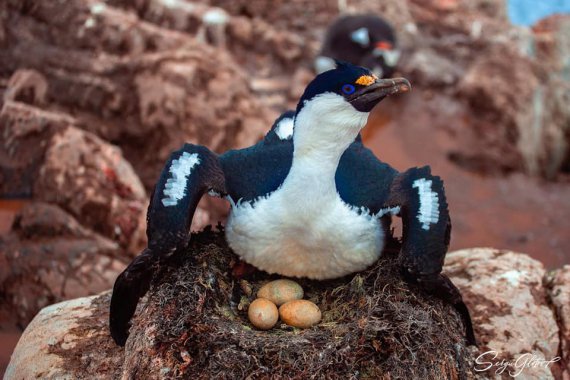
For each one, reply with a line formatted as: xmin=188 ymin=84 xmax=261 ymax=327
xmin=0 ymin=101 xmax=147 ymax=253
xmin=402 ymin=2 xmax=570 ymax=178
xmin=4 ymin=0 xmax=567 ymax=181
xmin=546 ymin=266 xmax=570 ymax=379
xmin=3 ymin=292 xmax=123 ymax=380
xmin=193 ymin=0 xmax=570 ymax=177
xmin=6 ymin=243 xmax=570 ymax=379
xmin=0 ymin=0 xmax=272 ymax=189
xmin=0 ymin=202 xmax=127 ymax=326
xmin=445 ymin=248 xmax=565 ymax=379
xmin=0 ymin=98 xmax=146 ymax=327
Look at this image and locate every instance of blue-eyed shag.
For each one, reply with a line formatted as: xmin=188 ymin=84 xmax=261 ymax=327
xmin=315 ymin=14 xmax=400 ymax=78
xmin=110 ymin=62 xmax=475 ymax=347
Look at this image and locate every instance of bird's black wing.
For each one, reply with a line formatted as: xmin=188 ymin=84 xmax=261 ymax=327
xmin=110 ymin=144 xmax=225 ymax=346
xmin=337 ymin=141 xmax=450 ymax=271
xmin=220 ymin=111 xmax=295 ymax=203
xmin=337 ymin=142 xmax=475 ymax=345
xmin=335 ymin=139 xmax=399 ymax=213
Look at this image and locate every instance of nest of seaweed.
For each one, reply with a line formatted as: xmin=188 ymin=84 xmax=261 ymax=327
xmin=126 ymin=227 xmax=476 ymax=379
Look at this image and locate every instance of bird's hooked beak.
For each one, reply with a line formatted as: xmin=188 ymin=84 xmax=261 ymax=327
xmin=349 ymin=77 xmax=411 ymax=112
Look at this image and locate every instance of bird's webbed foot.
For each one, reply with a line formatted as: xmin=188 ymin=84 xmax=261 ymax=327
xmin=385 ymin=166 xmax=476 ymax=346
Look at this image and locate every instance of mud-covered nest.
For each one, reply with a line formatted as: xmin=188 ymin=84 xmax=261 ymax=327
xmin=125 ymin=227 xmax=476 ymax=379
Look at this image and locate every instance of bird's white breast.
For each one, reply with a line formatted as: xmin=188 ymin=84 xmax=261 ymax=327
xmin=225 ymin=186 xmax=384 ymax=280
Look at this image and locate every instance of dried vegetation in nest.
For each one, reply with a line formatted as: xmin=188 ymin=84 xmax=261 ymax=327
xmin=125 ymin=228 xmax=476 ymax=379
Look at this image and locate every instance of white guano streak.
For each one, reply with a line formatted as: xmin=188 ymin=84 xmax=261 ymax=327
xmin=161 ymin=152 xmax=200 ymax=207
xmin=412 ymin=178 xmax=439 ymax=230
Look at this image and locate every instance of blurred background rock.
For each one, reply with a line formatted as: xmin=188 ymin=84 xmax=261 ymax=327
xmin=0 ymin=0 xmax=569 ymax=376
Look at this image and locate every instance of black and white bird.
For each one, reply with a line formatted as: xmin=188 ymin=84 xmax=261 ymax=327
xmin=110 ymin=62 xmax=475 ymax=346
xmin=315 ymin=14 xmax=400 ymax=78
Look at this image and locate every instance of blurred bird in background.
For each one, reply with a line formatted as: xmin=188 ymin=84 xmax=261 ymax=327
xmin=315 ymin=14 xmax=400 ymax=78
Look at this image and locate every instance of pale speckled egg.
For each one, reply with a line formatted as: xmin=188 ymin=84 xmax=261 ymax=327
xmin=248 ymin=298 xmax=279 ymax=330
xmin=279 ymin=300 xmax=322 ymax=328
xmin=257 ymin=279 xmax=304 ymax=306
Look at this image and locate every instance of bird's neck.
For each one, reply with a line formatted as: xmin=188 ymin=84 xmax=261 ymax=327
xmin=282 ymin=96 xmax=368 ymax=195
xmin=281 ymin=148 xmax=345 ymax=200
xmin=284 ymin=125 xmax=356 ymax=196
xmin=290 ymin=139 xmax=350 ymax=176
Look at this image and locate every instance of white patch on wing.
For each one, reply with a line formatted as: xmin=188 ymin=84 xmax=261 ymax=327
xmin=412 ymin=178 xmax=439 ymax=230
xmin=161 ymin=152 xmax=200 ymax=207
xmin=351 ymin=27 xmax=370 ymax=47
xmin=274 ymin=117 xmax=294 ymax=140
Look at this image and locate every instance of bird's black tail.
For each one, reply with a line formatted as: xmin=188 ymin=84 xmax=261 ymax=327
xmin=403 ymin=270 xmax=477 ymax=347
xmin=109 ymin=248 xmax=156 ymax=346
xmin=453 ymin=300 xmax=477 ymax=347
xmin=426 ymin=274 xmax=477 ymax=347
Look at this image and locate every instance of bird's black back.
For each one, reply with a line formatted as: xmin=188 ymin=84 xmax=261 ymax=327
xmin=220 ymin=112 xmax=294 ymax=202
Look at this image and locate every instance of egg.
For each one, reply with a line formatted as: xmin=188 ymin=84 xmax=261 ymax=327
xmin=279 ymin=300 xmax=322 ymax=328
xmin=248 ymin=298 xmax=279 ymax=330
xmin=257 ymin=279 xmax=304 ymax=306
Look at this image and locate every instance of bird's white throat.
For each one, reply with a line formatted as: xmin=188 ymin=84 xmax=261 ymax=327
xmin=293 ymin=93 xmax=369 ymax=161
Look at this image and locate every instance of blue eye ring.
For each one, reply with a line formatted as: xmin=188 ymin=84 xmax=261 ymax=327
xmin=342 ymin=84 xmax=356 ymax=95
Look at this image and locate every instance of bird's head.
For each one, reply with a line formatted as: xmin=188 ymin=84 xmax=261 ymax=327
xmin=293 ymin=62 xmax=410 ymax=156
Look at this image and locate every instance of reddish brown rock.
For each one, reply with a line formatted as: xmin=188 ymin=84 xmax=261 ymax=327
xmin=0 ymin=101 xmax=147 ymax=253
xmin=546 ymin=265 xmax=570 ymax=379
xmin=0 ymin=0 xmax=272 ymax=191
xmin=445 ymin=248 xmax=561 ymax=379
xmin=3 ymin=292 xmax=123 ymax=380
xmin=3 ymin=69 xmax=48 ymax=106
xmin=0 ymin=203 xmax=127 ymax=326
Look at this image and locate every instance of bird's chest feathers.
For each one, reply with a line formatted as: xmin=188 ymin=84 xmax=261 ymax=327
xmin=225 ymin=165 xmax=384 ymax=279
